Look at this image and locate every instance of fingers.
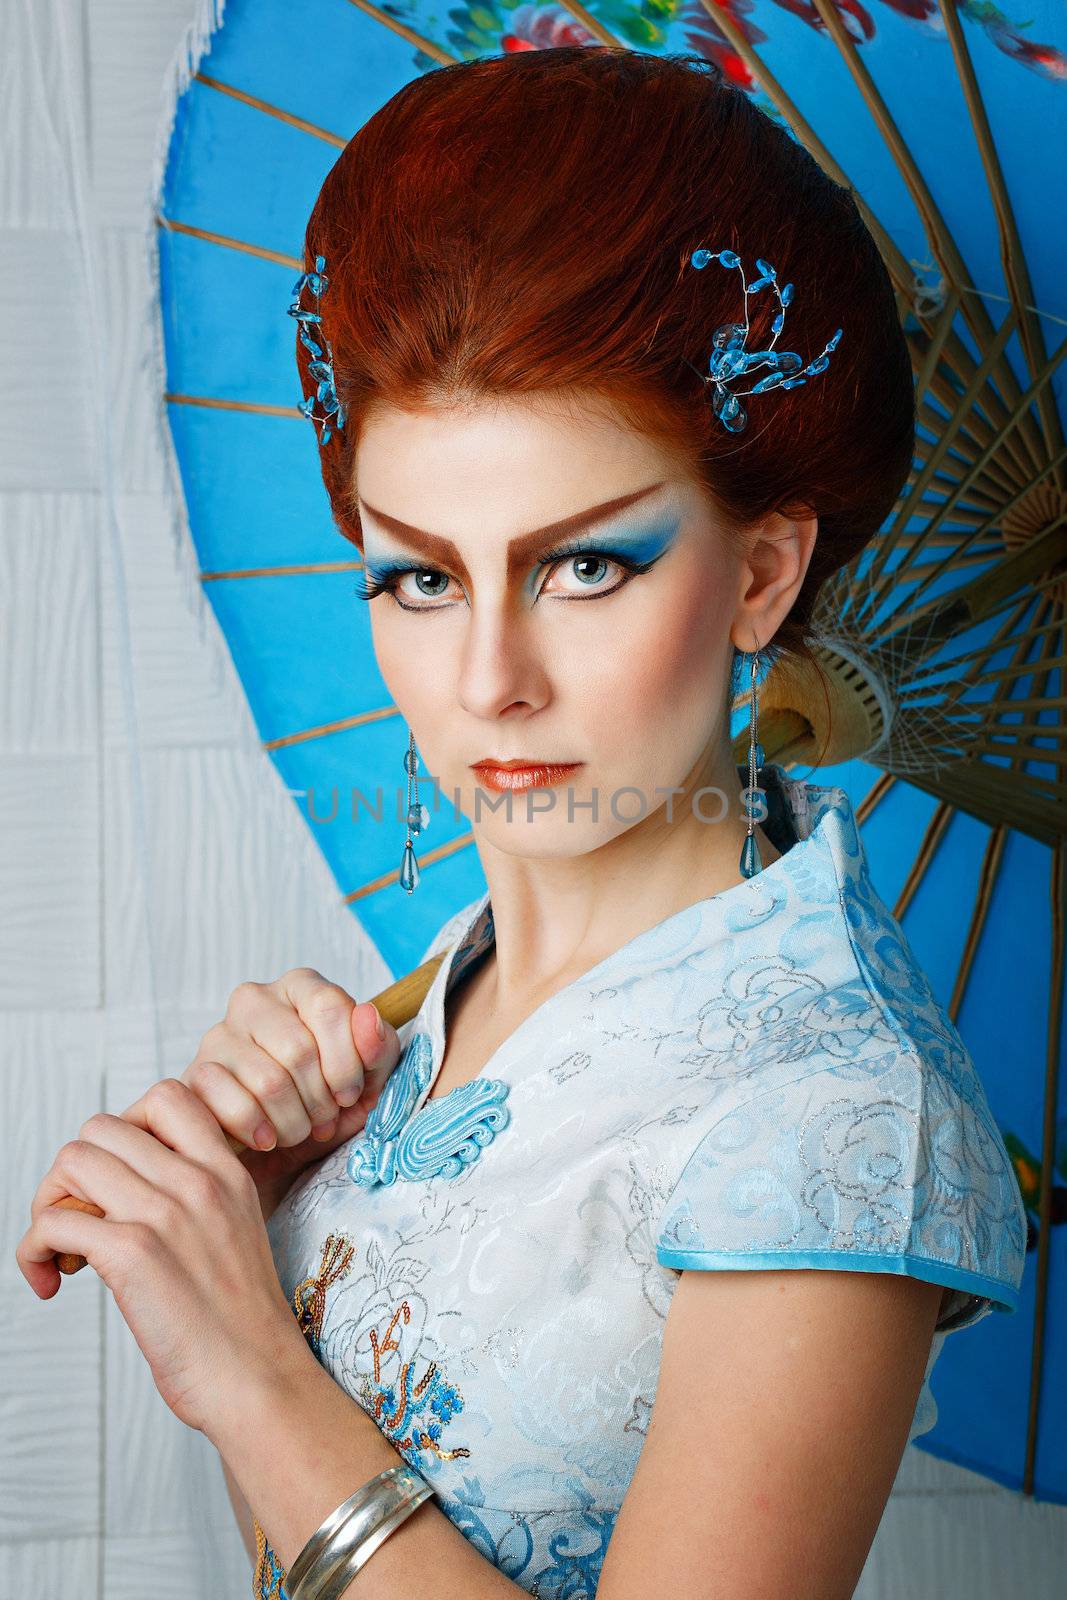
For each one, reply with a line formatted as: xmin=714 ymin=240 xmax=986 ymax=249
xmin=174 ymin=971 xmax=404 ymax=1158
xmin=276 ymin=974 xmax=397 ymax=1107
xmin=237 ymin=972 xmax=360 ymax=1128
xmin=17 ymin=1202 xmax=112 ymax=1298
xmin=349 ymin=1001 xmax=397 ymax=1094
xmin=22 ymin=1120 xmax=175 ymax=1294
xmin=181 ymin=1038 xmax=313 ymax=1151
xmin=29 ymin=1133 xmax=157 ymax=1230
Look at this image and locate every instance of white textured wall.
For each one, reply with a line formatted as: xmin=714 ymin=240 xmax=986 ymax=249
xmin=0 ymin=1 xmax=1063 ymax=1596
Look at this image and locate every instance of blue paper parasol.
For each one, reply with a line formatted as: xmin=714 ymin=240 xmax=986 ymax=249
xmin=151 ymin=0 xmax=1065 ymax=1500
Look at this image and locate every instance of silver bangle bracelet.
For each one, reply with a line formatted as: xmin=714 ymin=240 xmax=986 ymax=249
xmin=285 ymin=1464 xmax=434 ymax=1600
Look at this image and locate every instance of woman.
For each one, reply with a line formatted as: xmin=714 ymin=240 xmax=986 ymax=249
xmin=18 ymin=46 xmax=1025 ymax=1600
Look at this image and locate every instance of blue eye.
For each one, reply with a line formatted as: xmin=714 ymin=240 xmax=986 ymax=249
xmin=539 ymin=550 xmax=633 ymax=598
xmin=353 ymin=566 xmax=456 ymax=606
xmin=351 ymin=538 xmax=668 ymax=610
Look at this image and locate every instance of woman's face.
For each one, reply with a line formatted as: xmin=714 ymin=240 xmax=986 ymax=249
xmin=353 ymin=392 xmax=764 ymax=858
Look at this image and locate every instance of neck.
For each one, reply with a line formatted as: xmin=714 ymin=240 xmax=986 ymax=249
xmin=470 ymin=745 xmax=780 ymax=1013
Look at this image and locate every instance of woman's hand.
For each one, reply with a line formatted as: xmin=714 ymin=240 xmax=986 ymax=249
xmin=15 ymin=1081 xmax=312 ymax=1439
xmin=163 ymin=970 xmax=404 ymax=1218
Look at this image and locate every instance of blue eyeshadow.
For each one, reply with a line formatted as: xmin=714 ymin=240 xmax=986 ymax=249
xmin=576 ymin=515 xmax=681 ymax=565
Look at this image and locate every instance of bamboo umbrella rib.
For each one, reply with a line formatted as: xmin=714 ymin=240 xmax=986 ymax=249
xmin=921 ymin=614 xmax=1062 ymax=771
xmin=900 ymin=614 xmax=1067 ymax=695
xmin=876 ymin=518 xmax=1067 ymax=656
xmin=343 ymin=831 xmax=477 ymax=902
xmin=879 ymin=586 xmax=1059 ymax=736
xmin=903 ymin=759 xmax=1067 ymax=810
xmin=890 ymin=309 xmax=1020 ymax=549
xmin=910 ymin=591 xmax=1047 ymax=718
xmin=911 ymin=364 xmax=1025 ymax=497
xmin=972 ymin=735 xmax=1066 ymax=767
xmin=920 ymin=549 xmax=1012 ymax=570
xmin=1012 ymin=616 xmax=1067 ymax=1495
xmin=906 ymin=484 xmax=1006 ymax=523
xmin=886 ymin=760 xmax=1062 ymax=845
xmin=912 ymin=405 xmax=1023 ymax=502
xmin=937 ymin=0 xmax=1066 ymax=494
xmin=691 ymin=0 xmax=1029 ymax=472
xmin=263 ymin=704 xmax=401 ymax=751
xmin=687 ymin=3 xmax=1004 ymax=441
xmin=979 ymin=719 xmax=1067 ymax=742
xmin=912 ymin=417 xmax=1018 ymax=504
xmin=339 ymin=0 xmax=456 ymax=62
xmin=896 ymin=533 xmax=1003 ymax=560
xmin=552 ymin=0 xmax=626 ymax=48
xmin=164 ymin=393 xmax=304 ymax=418
xmin=948 ymin=823 xmax=1009 ymax=1027
xmin=910 ymin=428 xmax=980 ymax=472
xmin=905 ymin=650 xmax=1066 ymax=705
xmin=1025 ymin=835 xmax=1065 ymax=1495
xmin=890 ymin=799 xmax=954 ymax=923
xmin=870 ymin=438 xmax=1067 ymax=624
xmin=956 ymin=290 xmax=1067 ymax=334
xmin=806 ymin=0 xmax=1046 ymax=483
xmin=194 ymin=73 xmax=349 ymax=145
xmin=156 ymin=213 xmax=302 ymax=269
xmin=908 ymin=305 xmax=1023 ymax=505
xmin=902 ymin=614 xmax=1062 ymax=704
xmin=853 ymin=767 xmax=895 ymax=829
xmin=909 ymin=509 xmax=1009 ymax=534
xmin=976 ymin=694 xmax=1067 ymax=718
xmin=201 ymin=561 xmax=363 ymax=580
xmin=897 ymin=468 xmax=1067 ymax=620
xmin=913 ymin=592 xmax=1062 ymax=721
xmin=911 ymin=430 xmax=1001 ymax=487
xmin=912 ymin=288 xmax=962 ymax=414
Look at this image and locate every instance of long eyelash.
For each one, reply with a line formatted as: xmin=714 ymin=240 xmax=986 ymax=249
xmin=351 ymin=543 xmax=661 ymax=605
xmin=352 ymin=571 xmax=404 ymax=602
xmin=541 ymin=540 xmax=661 ymax=578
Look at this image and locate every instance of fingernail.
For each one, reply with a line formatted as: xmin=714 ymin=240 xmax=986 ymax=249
xmin=335 ymin=1089 xmax=358 ymax=1107
xmin=312 ymin=1121 xmax=336 ymax=1141
xmin=253 ymin=1123 xmax=276 ymax=1150
xmin=372 ymin=1004 xmax=386 ymax=1041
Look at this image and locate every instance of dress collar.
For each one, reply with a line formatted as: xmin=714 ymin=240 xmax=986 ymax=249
xmin=410 ymin=763 xmax=869 ymax=1111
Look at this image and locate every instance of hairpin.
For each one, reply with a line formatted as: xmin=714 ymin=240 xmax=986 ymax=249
xmin=687 ymin=247 xmax=842 ymax=434
xmin=287 ymin=253 xmax=345 ymax=445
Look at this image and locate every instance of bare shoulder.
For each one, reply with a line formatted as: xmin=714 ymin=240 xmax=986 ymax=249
xmin=598 ymin=1266 xmax=944 ymax=1600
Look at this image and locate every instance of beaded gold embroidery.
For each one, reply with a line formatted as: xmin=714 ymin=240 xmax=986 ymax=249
xmin=368 ymin=1300 xmax=472 ymax=1468
xmin=249 ymin=1234 xmax=473 ymax=1597
xmin=251 ymin=1232 xmax=356 ymax=1599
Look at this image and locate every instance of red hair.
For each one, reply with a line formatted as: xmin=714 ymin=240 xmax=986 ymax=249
xmin=297 ymin=47 xmax=915 ymax=675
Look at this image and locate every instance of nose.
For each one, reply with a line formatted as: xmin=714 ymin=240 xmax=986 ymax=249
xmin=455 ymin=599 xmax=551 ymax=721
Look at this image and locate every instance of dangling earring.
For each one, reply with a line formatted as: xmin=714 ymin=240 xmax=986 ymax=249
xmin=739 ymin=634 xmax=766 ymax=879
xmin=399 ymin=728 xmax=429 ymax=895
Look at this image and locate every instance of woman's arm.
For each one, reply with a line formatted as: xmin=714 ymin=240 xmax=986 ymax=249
xmin=220 ymin=1454 xmax=257 ymax=1566
xmin=598 ymin=1264 xmax=945 ymax=1600
xmin=210 ymin=1261 xmax=942 ymax=1600
xmin=209 ymin=1338 xmax=529 ymax=1599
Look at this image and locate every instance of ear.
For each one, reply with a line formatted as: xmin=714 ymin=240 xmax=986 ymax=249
xmin=731 ymin=509 xmax=818 ymax=652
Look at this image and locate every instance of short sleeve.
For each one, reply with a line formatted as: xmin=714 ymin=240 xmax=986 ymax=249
xmin=655 ymin=1055 xmax=1028 ymax=1336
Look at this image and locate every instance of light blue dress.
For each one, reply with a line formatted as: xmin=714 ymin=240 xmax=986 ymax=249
xmin=264 ymin=762 xmax=1026 ymax=1599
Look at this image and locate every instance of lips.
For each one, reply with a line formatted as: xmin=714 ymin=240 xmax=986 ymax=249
xmin=474 ymin=758 xmax=574 ymax=769
xmin=471 ymin=759 xmax=582 ymax=792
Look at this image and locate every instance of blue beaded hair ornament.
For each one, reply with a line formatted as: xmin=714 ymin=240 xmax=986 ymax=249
xmin=287 ymin=253 xmax=346 ymax=445
xmin=686 ymin=247 xmax=843 ymax=434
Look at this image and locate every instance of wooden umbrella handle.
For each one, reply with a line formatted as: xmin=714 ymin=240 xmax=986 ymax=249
xmin=50 ymin=953 xmax=447 ymax=1276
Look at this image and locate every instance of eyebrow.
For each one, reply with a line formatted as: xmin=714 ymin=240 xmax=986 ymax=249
xmin=357 ymin=481 xmax=668 ymax=588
